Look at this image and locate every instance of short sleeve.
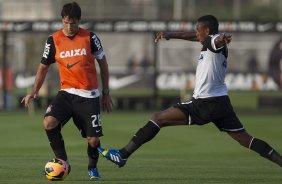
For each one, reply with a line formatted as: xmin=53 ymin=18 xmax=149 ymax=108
xmin=90 ymin=32 xmax=105 ymax=60
xmin=203 ymin=35 xmax=224 ymax=53
xmin=41 ymin=36 xmax=56 ymax=65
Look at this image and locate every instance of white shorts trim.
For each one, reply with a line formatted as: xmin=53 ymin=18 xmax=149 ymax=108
xmin=221 ymin=127 xmax=245 ymax=132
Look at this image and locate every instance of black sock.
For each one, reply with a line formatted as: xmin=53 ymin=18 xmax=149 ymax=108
xmin=120 ymin=120 xmax=160 ymax=159
xmin=87 ymin=142 xmax=100 ymax=170
xmin=45 ymin=125 xmax=67 ymax=161
xmin=250 ymin=138 xmax=282 ymax=167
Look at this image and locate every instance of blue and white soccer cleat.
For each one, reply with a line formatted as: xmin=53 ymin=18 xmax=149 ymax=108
xmin=88 ymin=168 xmax=100 ymax=180
xmin=98 ymin=147 xmax=127 ymax=168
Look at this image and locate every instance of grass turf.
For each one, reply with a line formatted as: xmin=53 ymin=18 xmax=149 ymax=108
xmin=0 ymin=110 xmax=281 ymax=183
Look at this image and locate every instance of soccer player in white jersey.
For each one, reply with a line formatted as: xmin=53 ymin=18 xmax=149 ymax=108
xmin=98 ymin=15 xmax=282 ymax=169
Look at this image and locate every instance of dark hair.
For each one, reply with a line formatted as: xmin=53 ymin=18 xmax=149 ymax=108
xmin=197 ymin=15 xmax=219 ymax=34
xmin=61 ymin=2 xmax=81 ymax=20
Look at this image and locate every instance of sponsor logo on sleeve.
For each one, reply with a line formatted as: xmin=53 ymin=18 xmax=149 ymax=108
xmin=43 ymin=43 xmax=50 ymax=58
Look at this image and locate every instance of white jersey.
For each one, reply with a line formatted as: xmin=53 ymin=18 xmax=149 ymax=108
xmin=193 ymin=34 xmax=228 ymax=99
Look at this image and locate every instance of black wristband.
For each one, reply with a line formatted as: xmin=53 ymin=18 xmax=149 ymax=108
xmin=102 ymin=88 xmax=109 ymax=95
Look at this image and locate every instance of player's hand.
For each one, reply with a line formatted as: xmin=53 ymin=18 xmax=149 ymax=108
xmin=21 ymin=93 xmax=37 ymax=107
xmin=101 ymin=94 xmax=113 ymax=113
xmin=155 ymin=32 xmax=170 ymax=43
xmin=215 ymin=33 xmax=232 ymax=47
xmin=220 ymin=33 xmax=232 ymax=45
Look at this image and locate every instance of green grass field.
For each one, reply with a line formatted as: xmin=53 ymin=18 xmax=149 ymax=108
xmin=0 ymin=109 xmax=281 ymax=184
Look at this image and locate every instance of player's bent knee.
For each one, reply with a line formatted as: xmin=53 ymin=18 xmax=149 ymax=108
xmin=87 ymin=137 xmax=100 ymax=147
xmin=44 ymin=116 xmax=60 ymax=130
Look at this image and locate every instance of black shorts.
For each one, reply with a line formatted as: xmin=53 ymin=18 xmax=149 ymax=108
xmin=174 ymin=96 xmax=245 ymax=132
xmin=45 ymin=91 xmax=103 ymax=138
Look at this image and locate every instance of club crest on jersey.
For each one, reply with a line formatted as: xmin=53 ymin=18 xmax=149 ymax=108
xmin=198 ymin=53 xmax=204 ymax=60
xmin=46 ymin=105 xmax=52 ymax=114
xmin=59 ymin=48 xmax=87 ymax=58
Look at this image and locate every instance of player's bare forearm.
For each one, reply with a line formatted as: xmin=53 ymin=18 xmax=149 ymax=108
xmin=155 ymin=32 xmax=198 ymax=42
xmin=31 ymin=64 xmax=49 ymax=96
xmin=166 ymin=32 xmax=198 ymax=41
xmin=97 ymin=56 xmax=110 ymax=91
xmin=97 ymin=56 xmax=113 ymax=112
xmin=21 ymin=63 xmax=49 ymax=107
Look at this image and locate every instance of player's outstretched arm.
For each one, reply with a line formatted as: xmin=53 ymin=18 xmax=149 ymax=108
xmin=21 ymin=63 xmax=50 ymax=107
xmin=155 ymin=32 xmax=198 ymax=43
xmin=214 ymin=33 xmax=232 ymax=47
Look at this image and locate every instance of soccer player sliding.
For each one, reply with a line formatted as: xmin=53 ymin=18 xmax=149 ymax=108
xmin=98 ymin=15 xmax=282 ymax=169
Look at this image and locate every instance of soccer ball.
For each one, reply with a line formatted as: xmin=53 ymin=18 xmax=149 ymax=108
xmin=44 ymin=158 xmax=68 ymax=181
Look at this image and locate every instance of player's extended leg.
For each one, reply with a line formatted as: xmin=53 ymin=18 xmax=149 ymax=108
xmin=87 ymin=136 xmax=101 ymax=180
xmin=99 ymin=107 xmax=187 ymax=167
xmin=120 ymin=107 xmax=188 ymax=156
xmin=43 ymin=116 xmax=71 ymax=175
xmin=228 ymin=131 xmax=282 ymax=167
xmin=44 ymin=116 xmax=68 ymax=161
